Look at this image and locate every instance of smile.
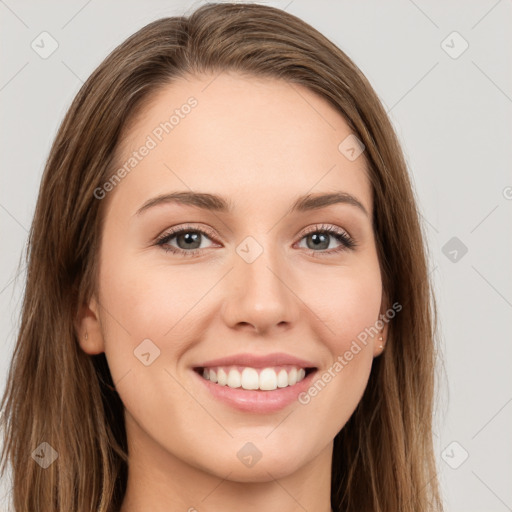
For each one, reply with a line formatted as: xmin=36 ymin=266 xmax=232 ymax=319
xmin=195 ymin=365 xmax=315 ymax=391
xmin=192 ymin=364 xmax=318 ymax=413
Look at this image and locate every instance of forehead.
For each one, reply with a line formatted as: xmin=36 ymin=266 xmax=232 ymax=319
xmin=111 ymin=72 xmax=372 ymax=217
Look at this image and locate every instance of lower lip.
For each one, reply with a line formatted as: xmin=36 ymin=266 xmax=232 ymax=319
xmin=192 ymin=368 xmax=318 ymax=413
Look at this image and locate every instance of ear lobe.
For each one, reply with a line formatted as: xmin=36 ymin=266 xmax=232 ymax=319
xmin=75 ymin=295 xmax=105 ymax=355
xmin=373 ymin=298 xmax=390 ymax=358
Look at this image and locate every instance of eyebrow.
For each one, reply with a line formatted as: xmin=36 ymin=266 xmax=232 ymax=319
xmin=135 ymin=190 xmax=369 ymax=217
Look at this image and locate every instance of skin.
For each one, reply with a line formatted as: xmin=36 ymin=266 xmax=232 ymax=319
xmin=78 ymin=72 xmax=387 ymax=512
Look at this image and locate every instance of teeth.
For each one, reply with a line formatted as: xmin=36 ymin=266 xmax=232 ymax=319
xmin=276 ymin=369 xmax=288 ymax=388
xmin=287 ymin=367 xmax=298 ymax=386
xmin=217 ymin=368 xmax=227 ymax=386
xmin=227 ymin=368 xmax=241 ymax=388
xmin=241 ymin=368 xmax=259 ymax=390
xmin=201 ymin=366 xmax=309 ymax=390
xmin=259 ymin=368 xmax=277 ymax=390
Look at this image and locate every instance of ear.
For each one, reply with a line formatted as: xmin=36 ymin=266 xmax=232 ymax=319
xmin=373 ymin=290 xmax=390 ymax=358
xmin=75 ymin=294 xmax=105 ymax=355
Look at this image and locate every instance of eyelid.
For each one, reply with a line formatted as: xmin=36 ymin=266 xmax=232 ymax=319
xmin=155 ymin=222 xmax=357 ymax=256
xmin=156 ymin=223 xmax=352 ymax=242
xmin=298 ymin=223 xmax=352 ymax=240
xmin=295 ymin=223 xmax=357 ymax=253
xmin=155 ymin=223 xmax=220 ymax=248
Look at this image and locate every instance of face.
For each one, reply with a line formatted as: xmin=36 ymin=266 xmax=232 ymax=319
xmin=79 ymin=72 xmax=387 ymax=487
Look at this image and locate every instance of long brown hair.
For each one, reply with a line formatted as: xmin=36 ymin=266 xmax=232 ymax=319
xmin=0 ymin=3 xmax=443 ymax=511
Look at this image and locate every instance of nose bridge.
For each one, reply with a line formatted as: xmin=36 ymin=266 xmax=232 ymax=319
xmin=237 ymin=233 xmax=289 ymax=302
xmin=223 ymin=233 xmax=298 ymax=332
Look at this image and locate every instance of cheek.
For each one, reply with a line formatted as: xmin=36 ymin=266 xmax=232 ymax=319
xmin=96 ymin=247 xmax=221 ymax=406
xmin=295 ymin=264 xmax=381 ymax=419
xmin=96 ymin=252 xmax=202 ymax=421
xmin=98 ymin=246 xmax=212 ymax=341
xmin=305 ymin=263 xmax=382 ymax=351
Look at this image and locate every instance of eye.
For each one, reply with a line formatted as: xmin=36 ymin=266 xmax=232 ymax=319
xmin=296 ymin=223 xmax=357 ymax=256
xmin=155 ymin=223 xmax=357 ymax=257
xmin=155 ymin=224 xmax=218 ymax=257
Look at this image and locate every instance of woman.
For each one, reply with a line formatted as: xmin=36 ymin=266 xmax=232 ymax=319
xmin=0 ymin=3 xmax=443 ymax=511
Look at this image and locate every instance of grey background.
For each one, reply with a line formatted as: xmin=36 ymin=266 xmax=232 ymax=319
xmin=1 ymin=1 xmax=511 ymax=511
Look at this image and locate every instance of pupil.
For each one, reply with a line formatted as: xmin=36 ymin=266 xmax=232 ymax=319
xmin=309 ymin=233 xmax=329 ymax=250
xmin=179 ymin=232 xmax=201 ymax=249
xmin=176 ymin=231 xmax=332 ymax=251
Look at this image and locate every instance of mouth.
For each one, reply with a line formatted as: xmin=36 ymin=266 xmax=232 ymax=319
xmin=193 ymin=365 xmax=318 ymax=391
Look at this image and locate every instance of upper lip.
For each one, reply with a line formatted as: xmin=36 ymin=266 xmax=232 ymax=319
xmin=194 ymin=352 xmax=318 ymax=369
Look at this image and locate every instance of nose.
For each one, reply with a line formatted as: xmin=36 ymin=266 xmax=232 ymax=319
xmin=220 ymin=242 xmax=300 ymax=335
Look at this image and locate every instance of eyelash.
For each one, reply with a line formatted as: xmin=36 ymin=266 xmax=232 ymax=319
xmin=155 ymin=223 xmax=357 ymax=258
